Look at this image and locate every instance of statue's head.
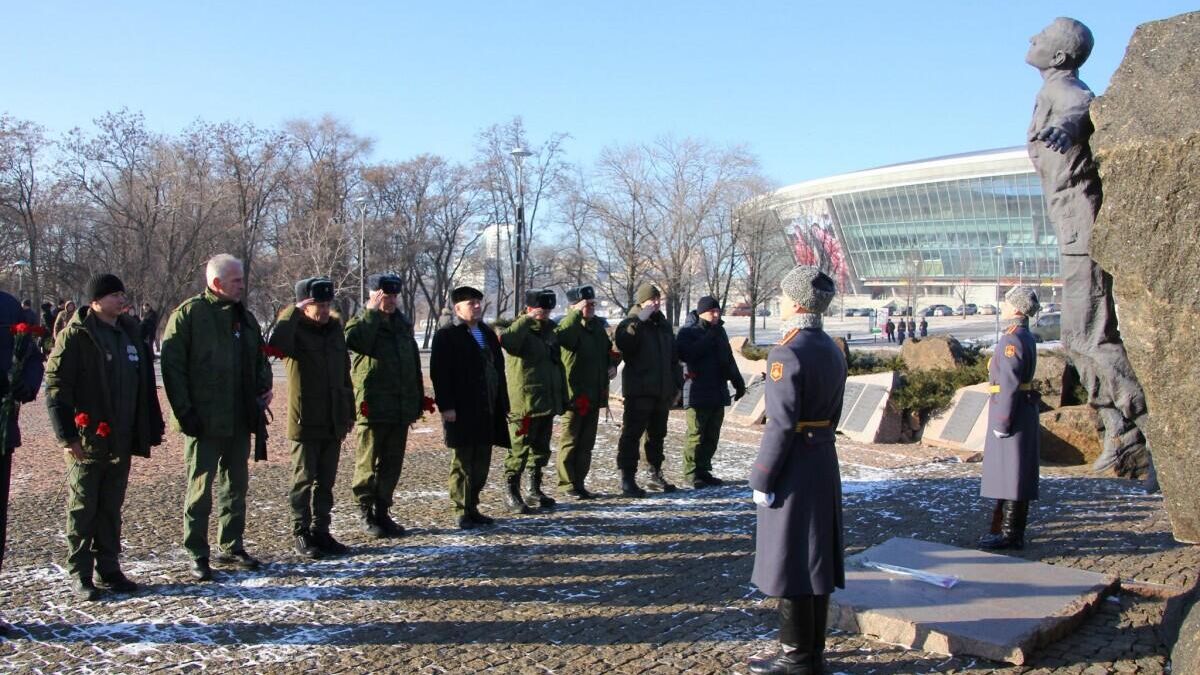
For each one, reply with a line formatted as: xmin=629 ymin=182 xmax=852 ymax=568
xmin=1027 ymin=17 xmax=1094 ymax=71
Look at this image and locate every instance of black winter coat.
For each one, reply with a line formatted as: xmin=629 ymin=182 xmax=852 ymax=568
xmin=675 ymin=311 xmax=745 ymax=408
xmin=430 ymin=319 xmax=511 ymax=449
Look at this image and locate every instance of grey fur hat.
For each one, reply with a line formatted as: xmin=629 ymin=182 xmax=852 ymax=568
xmin=1005 ymin=285 xmax=1041 ymax=316
xmin=780 ymin=266 xmax=836 ymax=313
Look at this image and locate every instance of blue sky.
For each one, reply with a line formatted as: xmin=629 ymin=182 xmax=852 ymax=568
xmin=3 ymin=1 xmax=1193 ymax=184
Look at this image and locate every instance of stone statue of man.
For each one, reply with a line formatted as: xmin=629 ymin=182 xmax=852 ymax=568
xmin=1027 ymin=17 xmax=1152 ymax=480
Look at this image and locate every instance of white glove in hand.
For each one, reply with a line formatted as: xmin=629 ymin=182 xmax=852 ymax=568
xmin=752 ymin=490 xmax=774 ymax=507
xmin=992 ymin=429 xmax=1011 ymax=439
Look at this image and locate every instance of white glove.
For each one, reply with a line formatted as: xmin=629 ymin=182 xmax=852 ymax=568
xmin=992 ymin=429 xmax=1011 ymax=439
xmin=752 ymin=490 xmax=774 ymax=507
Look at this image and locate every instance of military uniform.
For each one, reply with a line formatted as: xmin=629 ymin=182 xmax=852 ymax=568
xmin=1 ymin=293 xmax=45 ymax=624
xmin=747 ymin=266 xmax=844 ymax=675
xmin=555 ymin=307 xmax=616 ymax=497
xmin=430 ymin=297 xmax=509 ymax=524
xmin=268 ymin=299 xmax=354 ymax=555
xmin=344 ymin=303 xmax=423 ymax=536
xmin=676 ymin=303 xmax=745 ymax=487
xmin=160 ymin=288 xmax=272 ymax=572
xmin=501 ymin=314 xmax=568 ymax=511
xmin=614 ymin=290 xmax=682 ymax=495
xmin=979 ymin=289 xmax=1041 ymax=551
xmin=45 ymin=286 xmax=164 ymax=597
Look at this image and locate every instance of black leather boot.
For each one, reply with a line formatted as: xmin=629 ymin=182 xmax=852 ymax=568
xmin=977 ymin=499 xmax=1007 ymax=548
xmin=645 ymin=466 xmax=676 ymax=493
xmin=620 ymin=468 xmax=646 ymax=497
xmin=374 ymin=501 xmax=407 ymax=537
xmin=525 ymin=469 xmax=556 ymax=508
xmin=811 ymin=594 xmax=830 ymax=675
xmin=505 ymin=473 xmax=532 ymax=514
xmin=749 ymin=596 xmax=814 ymax=674
xmin=979 ymin=500 xmax=1028 ymax=550
xmin=359 ymin=502 xmax=384 ymax=538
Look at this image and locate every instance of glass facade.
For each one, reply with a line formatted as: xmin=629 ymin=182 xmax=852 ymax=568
xmin=827 ymin=172 xmax=1056 ymax=282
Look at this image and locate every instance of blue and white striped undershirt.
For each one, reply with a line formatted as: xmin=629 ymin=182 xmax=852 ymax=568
xmin=469 ymin=325 xmax=486 ymax=349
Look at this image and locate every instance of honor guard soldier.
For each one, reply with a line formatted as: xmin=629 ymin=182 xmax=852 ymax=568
xmin=748 ymin=266 xmax=846 ymax=675
xmin=614 ymin=283 xmax=683 ymax=496
xmin=344 ymin=274 xmax=424 ymax=539
xmin=500 ymin=288 xmax=568 ymax=513
xmin=676 ymin=296 xmax=745 ymax=488
xmin=267 ymin=277 xmax=354 ymax=558
xmin=1 ymin=290 xmax=45 ymax=628
xmin=45 ymin=274 xmax=165 ymax=600
xmin=555 ymin=284 xmax=616 ymax=499
xmin=431 ymin=286 xmax=510 ymax=529
xmin=978 ymin=286 xmax=1042 ymax=550
xmin=161 ymin=254 xmax=273 ymax=581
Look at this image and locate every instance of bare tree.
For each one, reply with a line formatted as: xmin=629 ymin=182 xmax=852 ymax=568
xmin=475 ymin=117 xmax=568 ymax=317
xmin=0 ymin=115 xmax=57 ymax=302
xmin=735 ymin=207 xmax=791 ymax=343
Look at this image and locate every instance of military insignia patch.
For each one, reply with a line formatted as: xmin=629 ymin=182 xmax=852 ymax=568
xmin=769 ymin=362 xmax=784 ymax=381
xmin=1004 ymin=344 xmax=1016 ymax=358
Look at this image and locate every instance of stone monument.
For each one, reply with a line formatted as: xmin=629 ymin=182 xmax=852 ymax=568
xmin=1026 ymin=17 xmax=1151 ymax=480
xmin=1089 ymin=10 xmax=1200 ymax=543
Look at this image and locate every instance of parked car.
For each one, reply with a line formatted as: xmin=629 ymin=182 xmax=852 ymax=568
xmin=756 ymin=308 xmax=771 ymax=317
xmin=978 ymin=304 xmax=998 ymax=315
xmin=1042 ymin=302 xmax=1061 ymax=314
xmin=954 ymin=303 xmax=979 ymax=316
xmin=843 ymin=307 xmax=860 ymax=317
xmin=919 ymin=304 xmax=952 ymax=317
xmin=729 ymin=302 xmax=752 ymax=317
xmin=1031 ymin=311 xmax=1061 ymax=342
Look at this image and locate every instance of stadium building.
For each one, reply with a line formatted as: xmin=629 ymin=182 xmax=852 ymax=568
xmin=768 ymin=147 xmax=1061 ymax=310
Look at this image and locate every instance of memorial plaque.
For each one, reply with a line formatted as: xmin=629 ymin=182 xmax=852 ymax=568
xmin=732 ymin=381 xmax=765 ymax=418
xmin=843 ymin=384 xmax=887 ymax=433
xmin=838 ymin=381 xmax=866 ymax=426
xmin=942 ymin=391 xmax=989 ymax=443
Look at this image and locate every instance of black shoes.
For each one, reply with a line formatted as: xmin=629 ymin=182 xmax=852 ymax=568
xmin=374 ymin=505 xmax=407 ymax=538
xmin=312 ymin=530 xmax=349 ymax=556
xmin=525 ymin=470 xmax=556 ymax=508
xmin=295 ymin=532 xmax=323 ymax=559
xmin=0 ymin=617 xmax=11 ymax=638
xmin=620 ymin=469 xmax=646 ymax=498
xmin=565 ymin=485 xmax=595 ymax=500
xmin=505 ymin=474 xmax=533 ymax=514
xmin=457 ymin=514 xmax=476 ymax=530
xmin=190 ymin=557 xmax=213 ymax=582
xmin=214 ymin=549 xmax=262 ymax=570
xmin=359 ymin=503 xmax=386 ymax=538
xmin=71 ymin=578 xmax=101 ymax=602
xmin=749 ymin=595 xmax=817 ymax=674
xmin=645 ymin=467 xmax=677 ymax=493
xmin=468 ymin=510 xmax=495 ymax=525
xmin=97 ymin=571 xmax=138 ymax=593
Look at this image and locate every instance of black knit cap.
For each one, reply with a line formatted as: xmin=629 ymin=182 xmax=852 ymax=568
xmin=451 ymin=285 xmax=483 ymax=303
xmin=696 ymin=296 xmax=719 ymax=313
xmin=86 ymin=273 xmax=125 ymax=301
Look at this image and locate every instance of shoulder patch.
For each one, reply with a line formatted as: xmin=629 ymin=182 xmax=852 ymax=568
xmin=777 ymin=328 xmax=799 ymax=346
xmin=1004 ymin=344 xmax=1017 ymax=358
xmin=769 ymin=361 xmax=784 ymax=382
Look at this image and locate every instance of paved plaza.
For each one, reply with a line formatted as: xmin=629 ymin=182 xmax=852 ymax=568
xmin=0 ymin=379 xmax=1194 ymax=673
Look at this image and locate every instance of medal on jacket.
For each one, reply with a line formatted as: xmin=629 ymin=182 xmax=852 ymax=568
xmin=233 ymin=319 xmax=241 ymax=340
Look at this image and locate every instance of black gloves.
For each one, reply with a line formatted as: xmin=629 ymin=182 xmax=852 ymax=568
xmin=178 ymin=409 xmax=204 ymax=438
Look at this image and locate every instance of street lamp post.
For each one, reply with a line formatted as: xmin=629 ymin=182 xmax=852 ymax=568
xmin=994 ymin=245 xmax=1004 ymax=344
xmin=511 ymin=147 xmax=532 ymax=316
xmin=355 ymin=197 xmax=368 ymax=309
xmin=1018 ymin=259 xmax=1025 ymax=286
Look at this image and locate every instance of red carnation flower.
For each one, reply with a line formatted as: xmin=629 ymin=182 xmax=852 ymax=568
xmin=96 ymin=422 xmax=111 ymax=438
xmin=421 ymin=396 xmax=436 ymax=414
xmin=260 ymin=345 xmax=285 ymax=359
xmin=516 ymin=414 xmax=532 ymax=437
xmin=359 ymin=401 xmax=369 ymax=419
xmin=75 ymin=412 xmax=91 ymax=429
xmin=575 ymin=394 xmax=591 ymax=418
xmin=11 ymin=322 xmax=29 ymax=335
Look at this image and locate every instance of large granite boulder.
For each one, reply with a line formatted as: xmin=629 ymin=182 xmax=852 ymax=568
xmin=901 ymin=336 xmax=966 ymax=372
xmin=1031 ymin=349 xmax=1081 ymax=409
xmin=1040 ymin=406 xmax=1103 ymax=466
xmin=1091 ymin=11 xmax=1200 ymax=543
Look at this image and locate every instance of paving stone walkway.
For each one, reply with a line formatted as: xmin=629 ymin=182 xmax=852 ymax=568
xmin=0 ymin=380 xmax=1193 ymax=673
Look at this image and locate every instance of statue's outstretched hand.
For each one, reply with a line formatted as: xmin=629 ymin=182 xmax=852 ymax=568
xmin=1033 ymin=126 xmax=1074 ymax=153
